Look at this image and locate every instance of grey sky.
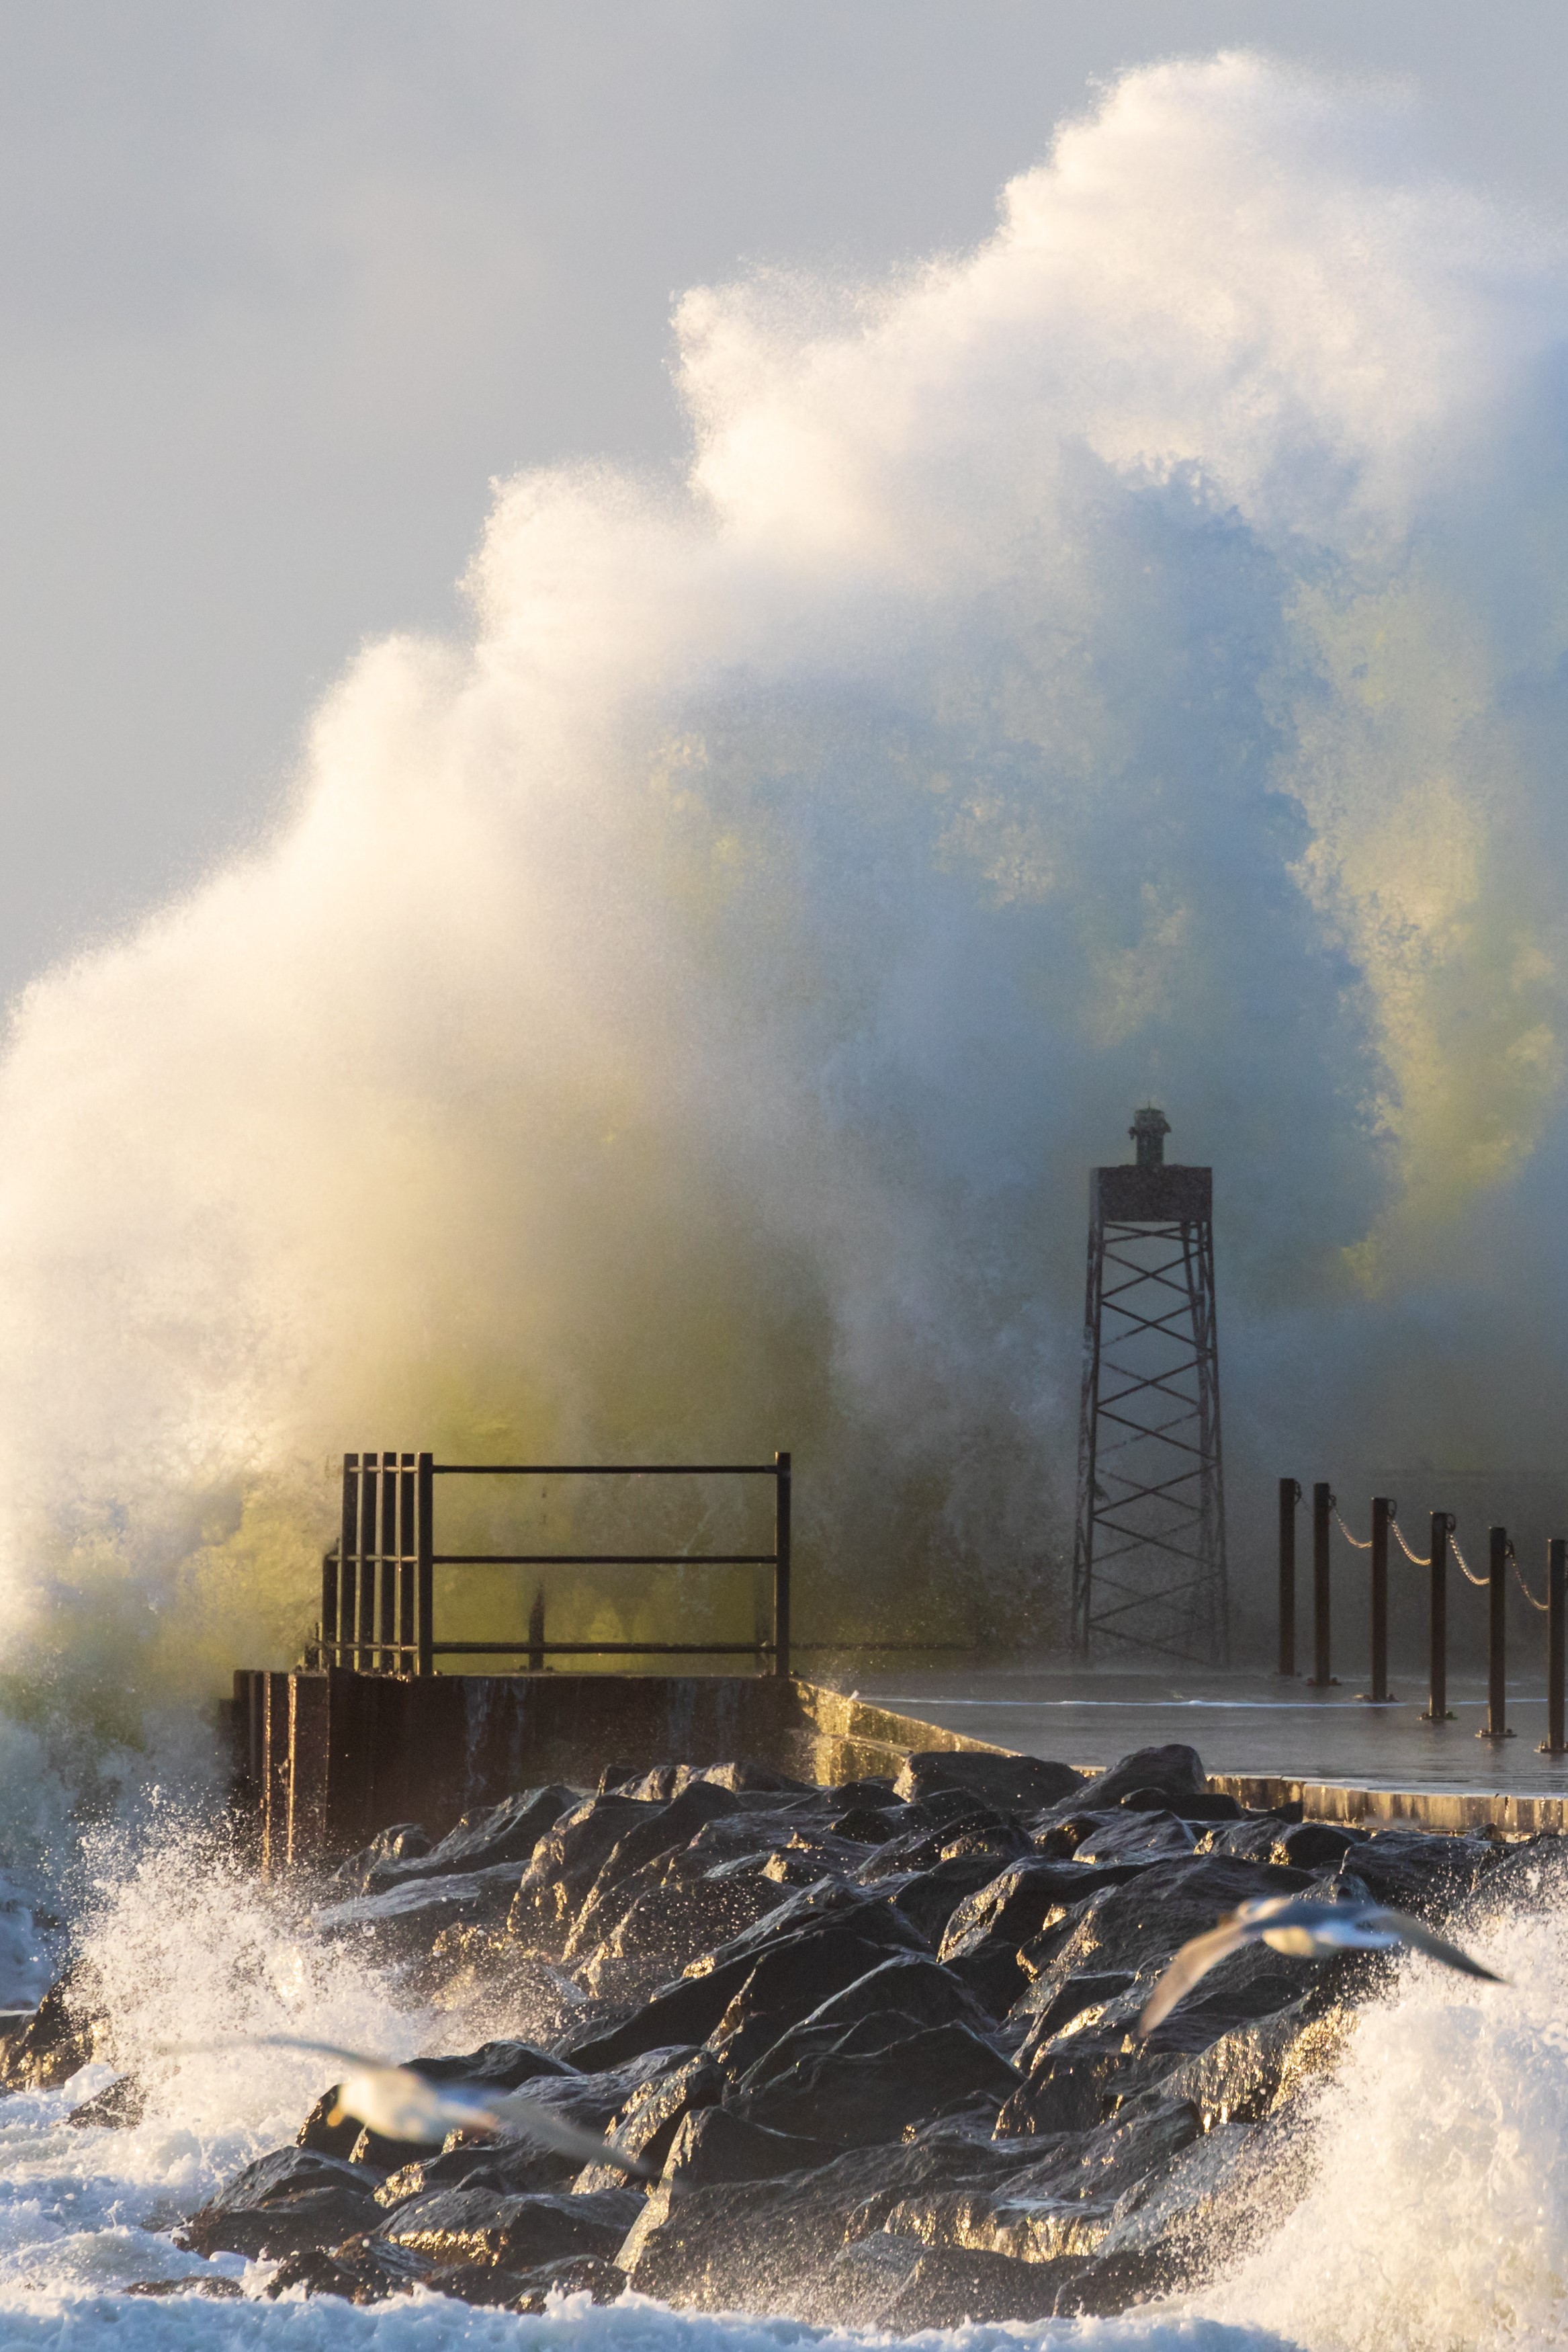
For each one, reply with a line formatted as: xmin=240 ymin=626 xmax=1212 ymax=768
xmin=1 ymin=1 xmax=1564 ymax=1005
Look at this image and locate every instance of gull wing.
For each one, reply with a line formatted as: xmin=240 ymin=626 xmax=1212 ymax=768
xmin=153 ymin=2035 xmax=386 ymax=2070
xmin=486 ymin=2085 xmax=653 ymax=2176
xmin=1368 ymin=1910 xmax=1507 ymax=1984
xmin=1137 ymin=1919 xmax=1251 ymax=2036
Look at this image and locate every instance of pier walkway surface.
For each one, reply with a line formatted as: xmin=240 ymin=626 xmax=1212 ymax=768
xmin=838 ymin=1662 xmax=1568 ymax=1796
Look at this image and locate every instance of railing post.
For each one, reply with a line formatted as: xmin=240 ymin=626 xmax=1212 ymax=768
xmin=1277 ymin=1478 xmax=1301 ymax=1676
xmin=320 ymin=1548 xmax=339 ymax=1671
xmin=356 ymin=1446 xmax=380 ymax=1671
xmin=397 ymin=1454 xmax=415 ymax=1670
xmin=1423 ymin=1509 xmax=1453 ymax=1721
xmin=415 ymin=1452 xmax=434 ymax=1675
xmin=1362 ymin=1495 xmax=1393 ymax=1703
xmin=339 ymin=1456 xmax=359 ymax=1671
xmin=773 ymin=1450 xmax=791 ymax=1679
xmin=1309 ymin=1481 xmax=1336 ymax=1686
xmin=1541 ymin=1538 xmax=1566 ymax=1757
xmin=1479 ymin=1524 xmax=1514 ymax=1740
xmin=376 ymin=1452 xmax=398 ymax=1669
xmin=527 ymin=1585 xmax=546 ymax=1673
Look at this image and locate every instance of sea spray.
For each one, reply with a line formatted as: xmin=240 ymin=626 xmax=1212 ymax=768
xmin=0 ymin=52 xmax=1565 ymax=1735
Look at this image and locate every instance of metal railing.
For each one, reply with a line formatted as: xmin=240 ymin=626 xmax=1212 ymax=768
xmin=309 ymin=1451 xmax=792 ymax=1679
xmin=1276 ymin=1474 xmax=1568 ymax=1754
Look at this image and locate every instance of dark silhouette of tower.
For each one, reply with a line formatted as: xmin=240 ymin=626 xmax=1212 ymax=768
xmin=1071 ymin=1106 xmax=1228 ymax=1662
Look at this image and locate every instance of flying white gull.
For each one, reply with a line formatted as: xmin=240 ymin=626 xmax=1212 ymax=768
xmin=155 ymin=2036 xmax=651 ymax=2174
xmin=1138 ymin=1894 xmax=1504 ymax=2036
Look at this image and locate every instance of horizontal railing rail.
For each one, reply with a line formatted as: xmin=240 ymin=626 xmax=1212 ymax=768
xmin=309 ymin=1450 xmax=791 ymax=1679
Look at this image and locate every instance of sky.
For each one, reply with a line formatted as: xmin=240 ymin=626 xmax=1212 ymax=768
xmin=2 ymin=0 xmax=1567 ymax=1005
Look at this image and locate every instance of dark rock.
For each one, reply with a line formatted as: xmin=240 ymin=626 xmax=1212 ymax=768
xmin=566 ymin=1781 xmax=747 ymax=1955
xmin=1070 ymin=1812 xmax=1198 ymax=1865
xmin=376 ymin=2138 xmax=581 ymax=2208
xmin=313 ymin=1863 xmax=539 ymax=1958
xmin=1272 ymin=1821 xmax=1363 ymax=1871
xmin=0 ymin=1974 xmax=99 ymax=2091
xmin=332 ymin=1821 xmax=431 ymax=1892
xmin=894 ymin=1853 xmax=1033 ymax=1957
xmin=940 ymin=1857 xmax=1154 ymax=1964
xmin=663 ymin=2103 xmax=842 ymax=2186
xmin=300 ymin=2040 xmax=579 ymax=2169
xmin=828 ymin=1806 xmax=900 ymax=1843
xmin=1024 ymin=1970 xmax=1137 ymax=2042
xmin=1331 ymin=1828 xmax=1498 ymax=1917
xmin=1120 ymin=1788 xmax=1243 ymax=1822
xmin=181 ymin=2147 xmax=382 ymax=2259
xmin=894 ymin=1753 xmax=1085 ymax=1812
xmin=578 ymin=1854 xmax=789 ymax=1997
xmin=732 ymin=2017 xmax=1021 ymax=2147
xmin=1199 ymin=1816 xmax=1291 ymax=1862
xmin=510 ymin=1796 xmax=662 ymax=1947
xmin=1044 ymin=1745 xmax=1208 ymax=1818
xmin=825 ymin=2233 xmax=1057 ymax=2326
xmin=265 ymin=2236 xmax=431 ymax=2302
xmin=503 ymin=2255 xmax=626 ymax=2312
xmin=377 ymin=2185 xmax=642 ymax=2268
xmin=824 ymin=1777 xmax=898 ymax=1806
xmin=1150 ymin=1994 xmax=1357 ymax=2129
xmin=371 ymin=1788 xmax=578 ymax=1888
xmin=520 ymin=2046 xmax=699 ymax=2142
xmin=858 ymin=1810 xmax=1004 ymax=1882
xmin=1021 ymin=1854 xmax=1313 ymax=1997
xmin=609 ymin=1761 xmax=812 ymax=1799
xmin=573 ymin=2049 xmax=724 ymax=2184
xmin=65 ymin=2072 xmax=145 ymax=2130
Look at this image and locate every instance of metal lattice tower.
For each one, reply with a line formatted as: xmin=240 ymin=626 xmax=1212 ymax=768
xmin=1071 ymin=1106 xmax=1229 ymax=1663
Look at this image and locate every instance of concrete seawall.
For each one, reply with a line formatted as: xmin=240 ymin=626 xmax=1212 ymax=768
xmin=233 ymin=1665 xmax=1568 ymax=1867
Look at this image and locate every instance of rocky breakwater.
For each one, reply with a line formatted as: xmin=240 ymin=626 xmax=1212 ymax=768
xmin=1 ymin=1742 xmax=1528 ymax=2324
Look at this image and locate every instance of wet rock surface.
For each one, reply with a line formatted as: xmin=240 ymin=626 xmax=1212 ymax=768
xmin=105 ymin=1739 xmax=1515 ymax=2320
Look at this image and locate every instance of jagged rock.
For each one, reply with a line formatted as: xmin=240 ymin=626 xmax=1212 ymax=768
xmin=376 ymin=2138 xmax=580 ymax=2208
xmin=662 ymin=2103 xmax=842 ymax=2186
xmin=181 ymin=2147 xmax=382 ymax=2259
xmin=1020 ymin=1855 xmax=1313 ymax=2001
xmin=376 ymin=2185 xmax=642 ymax=2269
xmin=1272 ymin=1820 xmax=1365 ymax=1871
xmin=888 ymin=1853 xmax=1021 ymax=1955
xmin=859 ymin=1808 xmax=1008 ymax=1882
xmin=332 ymin=1822 xmax=431 ymax=1893
xmin=1023 ymin=1970 xmax=1137 ymax=2043
xmin=312 ymin=1863 xmax=536 ymax=1960
xmin=941 ymin=1857 xmax=1153 ymax=1966
xmin=519 ymin=2046 xmax=699 ymax=2142
xmin=609 ymin=1761 xmax=812 ymax=1799
xmin=366 ymin=1788 xmax=578 ymax=1890
xmin=572 ymin=2048 xmax=724 ymax=2185
xmin=564 ymin=1781 xmax=748 ymax=1958
xmin=1149 ymin=1994 xmax=1357 ymax=2129
xmin=894 ymin=1753 xmax=1085 ymax=1812
xmin=578 ymin=1855 xmax=788 ymax=1997
xmin=265 ymin=2235 xmax=431 ymax=2302
xmin=1043 ymin=1745 xmax=1208 ymax=1818
xmin=0 ymin=1972 xmax=101 ymax=2090
xmin=731 ymin=2017 xmax=1021 ymax=2147
xmin=503 ymin=2255 xmax=627 ymax=2312
xmin=1117 ymin=1787 xmax=1245 ymax=1822
xmin=1328 ymin=1827 xmax=1499 ymax=1917
xmin=828 ymin=1805 xmax=900 ymax=1843
xmin=824 ymin=2232 xmax=1057 ymax=2326
xmin=510 ymin=1796 xmax=662 ymax=1947
xmin=65 ymin=2072 xmax=145 ymax=2129
xmin=1070 ymin=1812 xmax=1198 ymax=1865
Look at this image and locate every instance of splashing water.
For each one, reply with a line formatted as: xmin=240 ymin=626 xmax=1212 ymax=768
xmin=5 ymin=46 xmax=1568 ymax=2339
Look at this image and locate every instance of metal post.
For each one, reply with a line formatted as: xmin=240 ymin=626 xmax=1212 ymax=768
xmin=773 ymin=1450 xmax=791 ymax=1679
xmin=1479 ymin=1525 xmax=1514 ymax=1740
xmin=357 ymin=1447 xmax=379 ymax=1671
xmin=527 ymin=1585 xmax=546 ymax=1673
xmin=397 ymin=1454 xmax=415 ymax=1669
xmin=377 ymin=1452 xmax=398 ymax=1669
xmin=1541 ymin=1538 xmax=1566 ymax=1757
xmin=320 ymin=1548 xmax=339 ymax=1671
xmin=1363 ymin=1495 xmax=1394 ymax=1703
xmin=339 ymin=1456 xmax=359 ymax=1671
xmin=1423 ymin=1510 xmax=1453 ymax=1721
xmin=1277 ymin=1478 xmax=1301 ymax=1675
xmin=1309 ymin=1481 xmax=1336 ymax=1685
xmin=415 ymin=1452 xmax=435 ymax=1677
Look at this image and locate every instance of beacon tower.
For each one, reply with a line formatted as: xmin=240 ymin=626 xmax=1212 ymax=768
xmin=1071 ymin=1106 xmax=1228 ymax=1663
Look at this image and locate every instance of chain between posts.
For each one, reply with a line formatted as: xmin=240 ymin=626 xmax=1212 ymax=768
xmin=1389 ymin=1517 xmax=1428 ymax=1565
xmin=1448 ymin=1528 xmax=1490 ymax=1589
xmin=1508 ymin=1537 xmax=1551 ymax=1613
xmin=1333 ymin=1509 xmax=1373 ymax=1552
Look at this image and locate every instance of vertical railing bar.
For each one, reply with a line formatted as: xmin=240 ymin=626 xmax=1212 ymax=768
xmin=357 ymin=1447 xmax=378 ymax=1672
xmin=416 ymin=1452 xmax=435 ymax=1676
xmin=1480 ymin=1525 xmax=1514 ymax=1742
xmin=339 ymin=1455 xmax=359 ymax=1673
xmin=1424 ymin=1509 xmax=1452 ymax=1722
xmin=377 ymin=1451 xmax=398 ymax=1670
xmin=773 ymin=1450 xmax=791 ymax=1679
xmin=1276 ymin=1477 xmax=1299 ymax=1677
xmin=398 ymin=1453 xmax=415 ymax=1671
xmin=1309 ymin=1480 xmax=1336 ymax=1686
xmin=1542 ymin=1537 xmax=1566 ymax=1757
xmin=527 ymin=1585 xmax=545 ymax=1673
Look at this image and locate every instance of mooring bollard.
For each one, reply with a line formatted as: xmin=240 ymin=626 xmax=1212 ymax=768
xmin=1278 ymin=1477 xmax=1301 ymax=1676
xmin=1309 ymin=1481 xmax=1336 ymax=1685
xmin=1542 ymin=1538 xmax=1567 ymax=1757
xmin=1423 ymin=1509 xmax=1454 ymax=1722
xmin=1479 ymin=1524 xmax=1514 ymax=1741
xmin=1362 ymin=1495 xmax=1394 ymax=1703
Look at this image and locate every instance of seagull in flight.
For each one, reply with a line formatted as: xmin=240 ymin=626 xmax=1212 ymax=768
xmin=155 ymin=2037 xmax=651 ymax=2175
xmin=1138 ymin=1894 xmax=1504 ymax=2036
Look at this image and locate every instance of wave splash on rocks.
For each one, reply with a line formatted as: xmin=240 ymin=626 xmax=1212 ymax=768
xmin=0 ymin=1737 xmax=1549 ymax=2347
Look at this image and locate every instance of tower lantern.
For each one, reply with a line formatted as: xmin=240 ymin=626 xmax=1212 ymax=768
xmin=1071 ymin=1107 xmax=1228 ymax=1662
